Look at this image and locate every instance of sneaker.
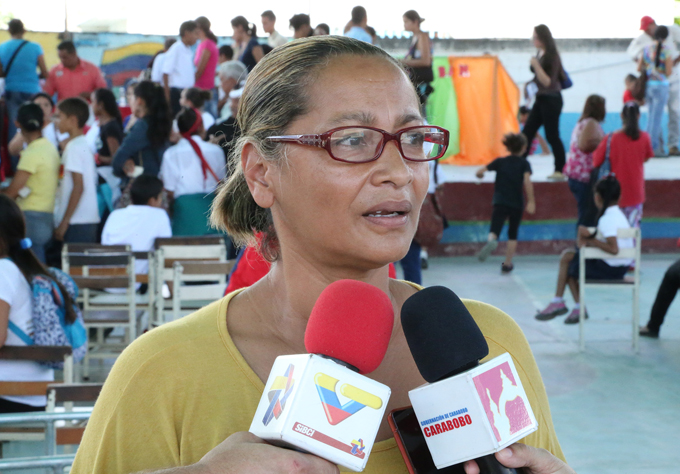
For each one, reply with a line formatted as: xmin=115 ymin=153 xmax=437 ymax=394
xmin=477 ymin=240 xmax=498 ymax=262
xmin=639 ymin=326 xmax=659 ymax=338
xmin=535 ymin=301 xmax=568 ymax=321
xmin=547 ymin=171 xmax=567 ymax=181
xmin=669 ymin=146 xmax=680 ymax=156
xmin=420 ymin=257 xmax=429 ymax=270
xmin=564 ymin=308 xmax=588 ymax=324
xmin=501 ymin=263 xmax=514 ymax=274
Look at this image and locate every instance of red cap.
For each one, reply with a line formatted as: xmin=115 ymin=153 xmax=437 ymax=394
xmin=305 ymin=280 xmax=394 ymax=375
xmin=640 ymin=16 xmax=655 ymax=31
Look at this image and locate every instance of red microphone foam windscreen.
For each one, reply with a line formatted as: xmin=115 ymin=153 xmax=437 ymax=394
xmin=304 ymin=280 xmax=394 ymax=375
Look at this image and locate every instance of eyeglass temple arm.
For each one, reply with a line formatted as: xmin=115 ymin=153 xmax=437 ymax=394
xmin=267 ymin=135 xmax=325 ymax=146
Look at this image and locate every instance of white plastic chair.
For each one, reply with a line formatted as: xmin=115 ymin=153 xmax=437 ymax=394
xmin=579 ymin=227 xmax=641 ymax=353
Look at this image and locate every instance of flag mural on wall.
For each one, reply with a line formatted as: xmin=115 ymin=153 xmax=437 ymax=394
xmin=100 ymin=42 xmax=163 ymax=87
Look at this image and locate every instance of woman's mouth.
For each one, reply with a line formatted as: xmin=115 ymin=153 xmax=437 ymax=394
xmin=362 ymin=202 xmax=412 ymax=228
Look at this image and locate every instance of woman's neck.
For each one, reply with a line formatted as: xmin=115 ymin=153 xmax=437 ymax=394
xmin=24 ymin=131 xmax=42 ymax=145
xmin=247 ymin=245 xmax=393 ymax=351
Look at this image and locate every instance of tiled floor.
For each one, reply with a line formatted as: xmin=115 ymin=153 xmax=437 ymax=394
xmin=5 ymin=254 xmax=679 ymax=473
xmin=413 ymin=254 xmax=680 ymax=474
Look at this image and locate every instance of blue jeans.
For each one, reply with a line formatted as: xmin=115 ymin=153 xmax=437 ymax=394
xmin=399 ymin=240 xmax=422 ymax=285
xmin=5 ymin=91 xmax=35 ymax=171
xmin=23 ymin=211 xmax=54 ymax=263
xmin=567 ymin=178 xmax=592 ymax=227
xmin=646 ymin=80 xmax=670 ymax=154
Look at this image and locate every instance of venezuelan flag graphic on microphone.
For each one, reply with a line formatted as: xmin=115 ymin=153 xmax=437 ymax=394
xmin=314 ymin=373 xmax=383 ymax=425
xmin=262 ymin=364 xmax=295 ymax=426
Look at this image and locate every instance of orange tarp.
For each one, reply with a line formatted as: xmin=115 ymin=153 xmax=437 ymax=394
xmin=443 ymin=56 xmax=520 ymax=165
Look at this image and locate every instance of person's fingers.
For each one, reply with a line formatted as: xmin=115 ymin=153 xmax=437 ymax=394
xmin=463 ymin=459 xmax=481 ymax=474
xmin=495 ymin=444 xmax=574 ymax=473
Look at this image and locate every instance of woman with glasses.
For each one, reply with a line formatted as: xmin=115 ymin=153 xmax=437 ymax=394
xmin=72 ymin=36 xmax=568 ymax=474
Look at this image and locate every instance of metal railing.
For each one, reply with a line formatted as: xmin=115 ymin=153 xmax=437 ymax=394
xmin=0 ymin=454 xmax=76 ymax=473
xmin=0 ymin=410 xmax=92 ymax=471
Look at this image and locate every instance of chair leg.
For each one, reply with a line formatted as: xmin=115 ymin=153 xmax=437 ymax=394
xmin=633 ymin=286 xmax=640 ymax=354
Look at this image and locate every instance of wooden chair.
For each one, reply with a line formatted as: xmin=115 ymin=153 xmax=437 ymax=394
xmin=63 ymin=244 xmax=156 ymax=321
xmin=154 ymin=236 xmax=227 ymax=326
xmin=579 ymin=227 xmax=642 ymax=353
xmin=0 ymin=346 xmax=73 ymax=447
xmin=46 ymin=383 xmax=103 ymax=451
xmin=171 ymin=261 xmax=235 ymax=321
xmin=65 ymin=252 xmax=141 ymax=378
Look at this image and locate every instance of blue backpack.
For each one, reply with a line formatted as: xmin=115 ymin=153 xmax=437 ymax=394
xmin=9 ymin=269 xmax=87 ymax=369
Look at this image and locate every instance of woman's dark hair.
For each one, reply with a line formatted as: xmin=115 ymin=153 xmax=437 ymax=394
xmin=32 ymin=92 xmax=54 ymax=109
xmin=130 ymin=175 xmax=164 ymax=205
xmin=621 ymin=102 xmax=641 ymax=140
xmin=502 ymin=132 xmax=528 ymax=155
xmin=183 ymin=87 xmax=212 ymax=109
xmin=580 ymin=94 xmax=606 ymax=123
xmin=0 ymin=195 xmax=77 ymax=324
xmin=16 ymin=103 xmax=43 ymax=133
xmin=534 ymin=24 xmax=561 ymax=77
xmin=8 ymin=19 xmax=25 ymax=36
xmin=196 ymin=16 xmax=218 ymax=43
xmin=654 ymin=26 xmax=669 ymax=69
xmin=176 ymin=107 xmax=200 ymax=134
xmin=133 ymin=81 xmax=171 ymax=148
xmin=593 ymin=175 xmax=621 ymax=225
xmin=94 ymin=88 xmax=123 ymax=127
xmin=232 ymin=16 xmax=257 ymax=38
xmin=403 ymin=10 xmax=424 ymax=25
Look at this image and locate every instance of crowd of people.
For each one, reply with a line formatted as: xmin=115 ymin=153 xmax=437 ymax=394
xmin=0 ymin=8 xmax=677 ymax=474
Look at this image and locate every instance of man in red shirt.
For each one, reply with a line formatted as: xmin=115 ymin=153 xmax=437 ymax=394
xmin=43 ymin=41 xmax=107 ymax=102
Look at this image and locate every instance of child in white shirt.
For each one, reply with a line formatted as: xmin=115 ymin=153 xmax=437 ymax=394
xmin=101 ymin=175 xmax=171 ymax=277
xmin=536 ymin=175 xmax=633 ymax=324
xmin=54 ymin=98 xmax=100 ymax=244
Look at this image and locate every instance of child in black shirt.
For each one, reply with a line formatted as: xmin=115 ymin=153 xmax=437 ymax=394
xmin=475 ymin=133 xmax=536 ymax=273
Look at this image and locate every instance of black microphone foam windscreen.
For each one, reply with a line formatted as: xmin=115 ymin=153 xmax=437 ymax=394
xmin=401 ymin=286 xmax=489 ymax=383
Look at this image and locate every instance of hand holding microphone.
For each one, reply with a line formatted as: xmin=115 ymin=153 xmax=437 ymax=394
xmin=464 ymin=444 xmax=575 ymax=474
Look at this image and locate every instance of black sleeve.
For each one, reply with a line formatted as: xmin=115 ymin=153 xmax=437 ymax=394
xmin=524 ymin=159 xmax=532 ymax=175
xmin=486 ymin=159 xmax=500 ymax=171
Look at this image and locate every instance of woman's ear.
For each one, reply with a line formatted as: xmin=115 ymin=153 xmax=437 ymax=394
xmin=242 ymin=142 xmax=275 ymax=209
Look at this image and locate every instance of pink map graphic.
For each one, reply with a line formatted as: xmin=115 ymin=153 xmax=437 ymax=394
xmin=473 ymin=362 xmax=532 ymax=442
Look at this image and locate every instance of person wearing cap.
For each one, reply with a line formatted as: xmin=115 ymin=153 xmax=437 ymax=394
xmin=627 ymin=16 xmax=680 ymax=156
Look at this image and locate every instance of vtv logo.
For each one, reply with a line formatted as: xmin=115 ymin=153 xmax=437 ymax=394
xmin=314 ymin=373 xmax=383 ymax=425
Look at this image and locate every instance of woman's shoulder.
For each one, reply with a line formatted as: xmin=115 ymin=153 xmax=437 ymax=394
xmin=462 ymin=299 xmax=528 ymax=347
xmin=0 ymin=259 xmax=22 ymax=281
xmin=108 ymin=298 xmax=230 ymax=382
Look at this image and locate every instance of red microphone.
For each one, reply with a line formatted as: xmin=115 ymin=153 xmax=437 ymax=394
xmin=305 ymin=279 xmax=394 ymax=374
xmin=250 ymin=280 xmax=394 ymax=472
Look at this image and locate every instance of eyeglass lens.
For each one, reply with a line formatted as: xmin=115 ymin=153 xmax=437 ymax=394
xmin=329 ymin=127 xmax=446 ymax=162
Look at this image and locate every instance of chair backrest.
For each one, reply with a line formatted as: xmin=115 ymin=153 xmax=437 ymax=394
xmin=63 ymin=244 xmax=130 ymax=272
xmin=0 ymin=346 xmax=74 ymax=396
xmin=581 ymin=227 xmax=641 ymax=263
xmin=171 ymin=261 xmax=234 ymax=321
xmin=154 ymin=236 xmax=227 ymax=284
xmin=67 ymin=253 xmax=135 ymax=292
xmin=46 ymin=383 xmax=103 ymax=409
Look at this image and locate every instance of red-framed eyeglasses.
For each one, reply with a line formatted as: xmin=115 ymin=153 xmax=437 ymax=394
xmin=266 ymin=125 xmax=450 ymax=163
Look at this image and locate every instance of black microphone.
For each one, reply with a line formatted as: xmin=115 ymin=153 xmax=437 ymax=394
xmin=401 ymin=286 xmax=534 ymax=473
